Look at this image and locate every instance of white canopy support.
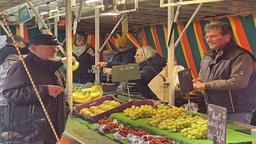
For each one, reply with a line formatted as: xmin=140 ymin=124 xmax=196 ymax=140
xmin=166 ymin=0 xmax=175 ymax=106
xmin=19 ymin=23 xmax=24 ymax=37
xmin=160 ymin=0 xmax=223 ymax=7
xmin=99 ymin=14 xmax=125 ymax=52
xmin=66 ymin=0 xmax=73 ymax=112
xmin=77 ymin=0 xmax=84 ymax=22
xmin=174 ymin=3 xmax=203 ymax=48
xmin=95 ymin=8 xmax=100 ymax=82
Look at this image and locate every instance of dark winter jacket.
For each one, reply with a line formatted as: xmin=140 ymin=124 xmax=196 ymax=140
xmin=106 ymin=47 xmax=136 ymax=68
xmin=2 ymin=53 xmax=70 ymax=143
xmin=0 ymin=54 xmax=20 ymax=106
xmin=0 ymin=44 xmax=29 ymax=65
xmin=73 ymin=44 xmax=95 ymax=84
xmin=198 ymin=41 xmax=256 ymax=112
xmin=133 ymin=54 xmax=166 ymax=99
xmin=0 ymin=54 xmax=20 ymax=136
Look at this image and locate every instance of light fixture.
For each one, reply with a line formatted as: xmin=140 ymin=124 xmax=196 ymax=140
xmin=100 ymin=0 xmax=120 ymax=16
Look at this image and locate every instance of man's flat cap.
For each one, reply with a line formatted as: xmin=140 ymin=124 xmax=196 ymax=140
xmin=29 ymin=34 xmax=62 ymax=45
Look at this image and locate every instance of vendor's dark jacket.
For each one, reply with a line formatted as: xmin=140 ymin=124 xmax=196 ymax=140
xmin=0 ymin=44 xmax=29 ymax=65
xmin=3 ymin=53 xmax=70 ymax=143
xmin=73 ymin=44 xmax=95 ymax=84
xmin=198 ymin=41 xmax=256 ymax=113
xmin=106 ymin=47 xmax=136 ymax=68
xmin=133 ymin=54 xmax=166 ymax=99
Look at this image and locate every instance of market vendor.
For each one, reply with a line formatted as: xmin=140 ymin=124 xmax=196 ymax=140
xmin=193 ymin=21 xmax=256 ymax=124
xmin=103 ymin=46 xmax=166 ymax=99
xmin=96 ymin=36 xmax=136 ymax=68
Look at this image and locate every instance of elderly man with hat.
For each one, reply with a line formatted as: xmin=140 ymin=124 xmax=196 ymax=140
xmin=2 ymin=34 xmax=70 ymax=143
xmin=0 ymin=35 xmax=29 ymax=65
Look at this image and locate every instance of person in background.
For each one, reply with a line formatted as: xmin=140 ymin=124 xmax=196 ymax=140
xmin=96 ymin=36 xmax=136 ymax=68
xmin=0 ymin=54 xmax=20 ymax=143
xmin=2 ymin=34 xmax=70 ymax=143
xmin=104 ymin=46 xmax=166 ymax=99
xmin=193 ymin=21 xmax=256 ymax=124
xmin=0 ymin=35 xmax=29 ymax=65
xmin=72 ymin=33 xmax=95 ymax=84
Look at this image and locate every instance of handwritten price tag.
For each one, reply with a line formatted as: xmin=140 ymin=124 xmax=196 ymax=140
xmin=207 ymin=104 xmax=227 ymax=144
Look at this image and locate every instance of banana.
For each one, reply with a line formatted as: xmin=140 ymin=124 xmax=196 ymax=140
xmin=73 ymin=95 xmax=92 ymax=103
xmin=90 ymin=91 xmax=103 ymax=99
xmin=73 ymin=92 xmax=92 ymax=103
xmin=72 ymin=61 xmax=80 ymax=71
xmin=82 ymin=83 xmax=101 ymax=93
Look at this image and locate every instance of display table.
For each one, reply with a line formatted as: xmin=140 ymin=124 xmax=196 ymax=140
xmin=62 ymin=113 xmax=256 ymax=144
xmin=62 ymin=116 xmax=119 ymax=144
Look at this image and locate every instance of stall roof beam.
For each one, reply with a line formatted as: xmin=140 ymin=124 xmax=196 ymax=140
xmin=160 ymin=0 xmax=223 ymax=7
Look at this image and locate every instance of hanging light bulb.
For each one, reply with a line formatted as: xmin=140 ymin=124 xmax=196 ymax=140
xmin=100 ymin=0 xmax=120 ymax=16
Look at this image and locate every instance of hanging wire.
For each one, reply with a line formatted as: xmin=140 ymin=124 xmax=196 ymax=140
xmin=0 ymin=7 xmax=60 ymax=143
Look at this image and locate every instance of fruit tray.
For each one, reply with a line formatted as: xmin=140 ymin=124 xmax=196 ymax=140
xmin=74 ymin=95 xmax=153 ymax=123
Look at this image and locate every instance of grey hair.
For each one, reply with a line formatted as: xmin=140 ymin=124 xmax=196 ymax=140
xmin=137 ymin=46 xmax=157 ymax=60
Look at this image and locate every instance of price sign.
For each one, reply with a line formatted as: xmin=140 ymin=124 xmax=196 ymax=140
xmin=111 ymin=63 xmax=140 ymax=82
xmin=18 ymin=5 xmax=31 ymax=23
xmin=207 ymin=104 xmax=227 ymax=144
xmin=178 ymin=68 xmax=193 ymax=95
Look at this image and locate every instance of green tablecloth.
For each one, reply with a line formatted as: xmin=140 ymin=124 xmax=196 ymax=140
xmin=109 ymin=113 xmax=256 ymax=144
xmin=64 ymin=116 xmax=120 ymax=144
xmin=65 ymin=113 xmax=256 ymax=144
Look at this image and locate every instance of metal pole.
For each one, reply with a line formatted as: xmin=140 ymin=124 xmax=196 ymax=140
xmin=167 ymin=0 xmax=175 ymax=106
xmin=19 ymin=23 xmax=24 ymax=37
xmin=174 ymin=3 xmax=203 ymax=48
xmin=54 ymin=16 xmax=59 ymax=38
xmin=95 ymin=8 xmax=100 ymax=82
xmin=77 ymin=0 xmax=84 ymax=22
xmin=99 ymin=14 xmax=125 ymax=52
xmin=66 ymin=0 xmax=73 ymax=111
xmin=26 ymin=0 xmax=66 ymax=56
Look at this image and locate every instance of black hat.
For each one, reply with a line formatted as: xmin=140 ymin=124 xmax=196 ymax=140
xmin=6 ymin=35 xmax=27 ymax=44
xmin=29 ymin=34 xmax=62 ymax=45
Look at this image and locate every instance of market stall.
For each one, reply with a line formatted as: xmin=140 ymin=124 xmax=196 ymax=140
xmin=2 ymin=1 xmax=256 ymax=144
xmin=60 ymin=93 xmax=256 ymax=144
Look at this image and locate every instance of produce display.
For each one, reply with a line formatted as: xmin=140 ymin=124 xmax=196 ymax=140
xmin=79 ymin=100 xmax=121 ymax=116
xmin=72 ymin=83 xmax=103 ymax=103
xmin=94 ymin=119 xmax=176 ymax=144
xmin=123 ymin=105 xmax=156 ymax=120
xmin=146 ymin=105 xmax=207 ymax=139
xmin=94 ymin=119 xmax=123 ymax=133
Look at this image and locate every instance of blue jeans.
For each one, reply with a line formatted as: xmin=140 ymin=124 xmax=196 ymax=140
xmin=227 ymin=112 xmax=253 ymax=124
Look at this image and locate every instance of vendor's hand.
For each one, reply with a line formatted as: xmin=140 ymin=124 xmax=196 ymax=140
xmin=48 ymin=85 xmax=64 ymax=97
xmin=103 ymin=68 xmax=112 ymax=75
xmin=193 ymin=81 xmax=205 ymax=92
xmin=96 ymin=62 xmax=107 ymax=68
